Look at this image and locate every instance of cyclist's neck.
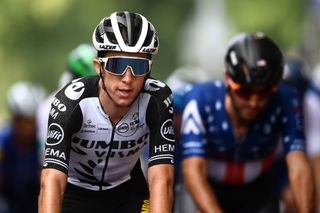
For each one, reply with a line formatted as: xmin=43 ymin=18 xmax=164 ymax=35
xmin=99 ymin=90 xmax=130 ymax=125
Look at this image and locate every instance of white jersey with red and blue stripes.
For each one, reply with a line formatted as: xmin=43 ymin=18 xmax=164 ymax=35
xmin=181 ymin=80 xmax=305 ymax=185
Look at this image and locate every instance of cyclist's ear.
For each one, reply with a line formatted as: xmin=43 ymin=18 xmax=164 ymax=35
xmin=93 ymin=59 xmax=101 ymax=75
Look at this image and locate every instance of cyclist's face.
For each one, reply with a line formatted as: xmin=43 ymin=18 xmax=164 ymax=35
xmin=225 ymin=73 xmax=274 ymax=122
xmin=229 ymin=87 xmax=271 ymax=122
xmin=95 ymin=51 xmax=150 ymax=108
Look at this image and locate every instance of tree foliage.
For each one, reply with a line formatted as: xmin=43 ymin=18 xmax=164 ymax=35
xmin=0 ymin=0 xmax=194 ymax=119
xmin=0 ymin=0 xmax=306 ymax=119
xmin=225 ymin=0 xmax=306 ymax=50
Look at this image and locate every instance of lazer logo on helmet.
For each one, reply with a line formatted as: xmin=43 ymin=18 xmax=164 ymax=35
xmin=99 ymin=45 xmax=116 ymax=50
xmin=47 ymin=123 xmax=64 ymax=146
xmin=141 ymin=48 xmax=156 ymax=53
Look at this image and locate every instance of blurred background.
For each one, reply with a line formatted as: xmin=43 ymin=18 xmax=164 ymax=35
xmin=0 ymin=0 xmax=319 ymax=121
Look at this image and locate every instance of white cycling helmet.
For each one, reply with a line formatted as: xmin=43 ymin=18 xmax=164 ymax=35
xmin=92 ymin=11 xmax=159 ymax=55
xmin=7 ymin=81 xmax=47 ymax=118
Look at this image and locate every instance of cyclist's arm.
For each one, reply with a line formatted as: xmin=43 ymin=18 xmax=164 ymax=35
xmin=286 ymin=151 xmax=315 ymax=213
xmin=148 ymin=164 xmax=174 ymax=213
xmin=38 ymin=81 xmax=84 ymax=212
xmin=310 ymin=156 xmax=320 ymax=212
xmin=183 ymin=156 xmax=222 ymax=213
xmin=38 ymin=168 xmax=67 ymax=213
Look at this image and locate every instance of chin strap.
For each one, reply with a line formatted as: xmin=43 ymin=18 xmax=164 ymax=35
xmin=99 ymin=67 xmax=115 ymax=104
xmin=99 ymin=68 xmax=107 ymax=91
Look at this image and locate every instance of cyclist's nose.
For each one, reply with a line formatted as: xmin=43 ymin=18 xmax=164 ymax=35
xmin=121 ymin=67 xmax=134 ymax=82
xmin=247 ymin=94 xmax=260 ymax=107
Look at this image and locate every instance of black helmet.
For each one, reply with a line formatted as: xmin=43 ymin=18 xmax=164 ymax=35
xmin=92 ymin=11 xmax=159 ymax=55
xmin=225 ymin=32 xmax=284 ymax=87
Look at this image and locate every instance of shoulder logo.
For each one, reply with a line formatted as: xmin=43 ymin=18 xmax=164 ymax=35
xmin=46 ymin=123 xmax=64 ymax=146
xmin=52 ymin=97 xmax=67 ymax=112
xmin=182 ymin=100 xmax=206 ymax=135
xmin=64 ymin=80 xmax=85 ymax=100
xmin=160 ymin=119 xmax=174 ymax=142
xmin=144 ymin=79 xmax=166 ymax=92
xmin=50 ymin=97 xmax=67 ymax=119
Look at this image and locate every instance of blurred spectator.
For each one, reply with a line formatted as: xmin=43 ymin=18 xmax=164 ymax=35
xmin=304 ymin=64 xmax=320 ymax=212
xmin=165 ymin=66 xmax=211 ymax=213
xmin=36 ymin=43 xmax=96 ymax=162
xmin=0 ymin=81 xmax=47 ymax=213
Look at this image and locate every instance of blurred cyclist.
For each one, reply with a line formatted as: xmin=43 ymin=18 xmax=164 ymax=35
xmin=283 ymin=55 xmax=309 ymax=99
xmin=274 ymin=54 xmax=311 ymax=213
xmin=38 ymin=11 xmax=175 ymax=213
xmin=166 ymin=66 xmax=210 ymax=174
xmin=181 ymin=32 xmax=314 ymax=213
xmin=0 ymin=81 xmax=47 ymax=213
xmin=304 ymin=64 xmax=320 ymax=212
xmin=164 ymin=66 xmax=211 ymax=213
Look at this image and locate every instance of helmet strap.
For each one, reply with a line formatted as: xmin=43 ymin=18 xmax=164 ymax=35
xmin=99 ymin=67 xmax=118 ymax=108
xmin=99 ymin=68 xmax=107 ymax=91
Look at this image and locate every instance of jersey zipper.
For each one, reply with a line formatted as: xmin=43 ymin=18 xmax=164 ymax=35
xmin=232 ymin=135 xmax=245 ymax=181
xmin=234 ymin=135 xmax=245 ymax=162
xmin=99 ymin=123 xmax=116 ymax=191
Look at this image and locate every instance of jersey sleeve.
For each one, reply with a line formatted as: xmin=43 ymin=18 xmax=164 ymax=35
xmin=145 ymin=79 xmax=175 ymax=167
xmin=42 ymin=79 xmax=84 ymax=174
xmin=181 ymin=84 xmax=208 ymax=158
xmin=278 ymin=85 xmax=306 ymax=154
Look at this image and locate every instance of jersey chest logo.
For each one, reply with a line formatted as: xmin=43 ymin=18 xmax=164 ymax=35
xmin=115 ymin=112 xmax=144 ymax=137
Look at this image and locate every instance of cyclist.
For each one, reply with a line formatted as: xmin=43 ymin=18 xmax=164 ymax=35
xmin=304 ymin=64 xmax=320 ymax=212
xmin=181 ymin=32 xmax=314 ymax=213
xmin=38 ymin=11 xmax=175 ymax=213
xmin=0 ymin=81 xmax=47 ymax=213
xmin=36 ymin=43 xmax=96 ymax=162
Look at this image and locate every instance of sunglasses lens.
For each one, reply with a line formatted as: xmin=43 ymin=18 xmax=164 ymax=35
xmin=233 ymin=88 xmax=273 ymax=100
xmin=105 ymin=57 xmax=150 ymax=76
xmin=234 ymin=89 xmax=252 ymax=99
xmin=226 ymin=75 xmax=275 ymax=100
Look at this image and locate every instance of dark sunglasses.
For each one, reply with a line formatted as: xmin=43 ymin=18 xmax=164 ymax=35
xmin=99 ymin=57 xmax=152 ymax=76
xmin=226 ymin=75 xmax=276 ymax=100
xmin=231 ymin=87 xmax=276 ymax=100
